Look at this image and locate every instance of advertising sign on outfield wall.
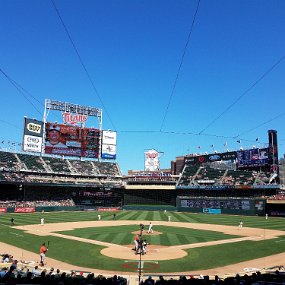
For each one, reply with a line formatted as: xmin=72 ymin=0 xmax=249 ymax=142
xmin=14 ymin=207 xmax=35 ymax=213
xmin=23 ymin=118 xmax=44 ymax=153
xmin=203 ymin=208 xmax=221 ymax=214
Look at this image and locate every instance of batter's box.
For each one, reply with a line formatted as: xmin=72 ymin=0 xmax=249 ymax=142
xmin=122 ymin=260 xmax=160 ymax=271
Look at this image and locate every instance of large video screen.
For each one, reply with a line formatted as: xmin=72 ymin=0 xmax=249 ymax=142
xmin=237 ymin=148 xmax=269 ymax=167
xmin=45 ymin=123 xmax=100 ymax=158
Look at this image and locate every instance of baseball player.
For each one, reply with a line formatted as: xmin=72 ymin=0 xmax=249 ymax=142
xmin=147 ymin=222 xmax=153 ymax=234
xmin=238 ymin=220 xmax=243 ymax=229
xmin=133 ymin=234 xmax=140 ymax=252
xmin=39 ymin=242 xmax=48 ymax=266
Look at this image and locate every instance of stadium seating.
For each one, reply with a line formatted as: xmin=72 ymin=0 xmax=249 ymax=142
xmin=178 ymin=161 xmax=274 ymax=188
xmin=17 ymin=153 xmax=46 ymax=172
xmin=42 ymin=156 xmax=71 ymax=173
xmin=0 ymin=150 xmax=122 ymax=186
xmin=69 ymin=159 xmax=100 ymax=176
xmin=0 ymin=151 xmax=19 ymax=170
xmin=177 ymin=165 xmax=199 ymax=185
xmin=194 ymin=165 xmax=225 ymax=183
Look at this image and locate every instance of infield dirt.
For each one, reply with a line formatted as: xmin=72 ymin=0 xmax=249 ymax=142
xmin=4 ymin=220 xmax=284 ymax=277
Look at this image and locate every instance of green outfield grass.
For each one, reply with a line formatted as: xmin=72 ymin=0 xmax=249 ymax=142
xmin=58 ymin=225 xmax=240 ymax=246
xmin=0 ymin=210 xmax=284 ymax=273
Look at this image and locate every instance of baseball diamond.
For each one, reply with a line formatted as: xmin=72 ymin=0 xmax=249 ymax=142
xmin=0 ymin=211 xmax=285 ymax=276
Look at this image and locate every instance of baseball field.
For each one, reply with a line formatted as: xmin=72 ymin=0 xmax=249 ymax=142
xmin=0 ymin=210 xmax=285 ymax=277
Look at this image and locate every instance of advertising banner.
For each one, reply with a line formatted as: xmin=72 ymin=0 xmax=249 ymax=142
xmin=14 ymin=207 xmax=35 ymax=213
xmin=101 ymin=144 xmax=116 ymax=159
xmin=45 ymin=123 xmax=100 ymax=158
xmin=185 ymin=151 xmax=237 ymax=165
xmin=23 ymin=135 xmax=43 ymax=152
xmin=203 ymin=208 xmax=221 ymax=214
xmin=0 ymin=208 xmax=7 ymax=213
xmin=97 ymin=207 xmax=120 ymax=212
xmin=24 ymin=118 xmax=44 ymax=137
xmin=101 ymin=130 xmax=117 ymax=160
xmin=23 ymin=118 xmax=44 ymax=153
xmin=102 ymin=131 xmax=117 ymax=145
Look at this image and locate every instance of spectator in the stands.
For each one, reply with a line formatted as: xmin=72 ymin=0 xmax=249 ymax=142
xmin=32 ymin=265 xmax=41 ymax=277
xmin=0 ymin=267 xmax=8 ymax=278
xmin=10 ymin=260 xmax=18 ymax=270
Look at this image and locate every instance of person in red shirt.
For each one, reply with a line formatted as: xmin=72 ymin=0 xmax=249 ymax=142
xmin=133 ymin=234 xmax=140 ymax=252
xmin=39 ymin=243 xmax=48 ymax=266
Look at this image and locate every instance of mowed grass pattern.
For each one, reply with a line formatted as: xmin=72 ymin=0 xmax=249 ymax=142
xmin=58 ymin=225 xmax=240 ymax=246
xmin=1 ymin=210 xmax=285 ymax=230
xmin=0 ymin=210 xmax=284 ymax=273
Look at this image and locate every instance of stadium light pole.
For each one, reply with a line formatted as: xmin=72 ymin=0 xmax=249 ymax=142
xmin=138 ymin=223 xmax=144 ymax=284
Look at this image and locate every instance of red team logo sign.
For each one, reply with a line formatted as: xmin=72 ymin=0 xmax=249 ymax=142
xmin=62 ymin=112 xmax=88 ymax=125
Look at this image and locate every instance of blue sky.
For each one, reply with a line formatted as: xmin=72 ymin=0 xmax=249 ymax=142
xmin=0 ymin=0 xmax=284 ymax=174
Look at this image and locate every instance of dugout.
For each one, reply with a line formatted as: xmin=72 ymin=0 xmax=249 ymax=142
xmin=176 ymin=196 xmax=266 ymax=216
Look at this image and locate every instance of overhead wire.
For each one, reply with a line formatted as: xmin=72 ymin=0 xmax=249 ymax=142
xmin=236 ymin=111 xmax=285 ymax=137
xmin=160 ymin=0 xmax=201 ymax=132
xmin=0 ymin=68 xmax=42 ymax=116
xmin=119 ymin=129 xmax=264 ymax=144
xmin=0 ymin=119 xmax=22 ymax=131
xmin=0 ymin=67 xmax=62 ymax=122
xmin=198 ymin=54 xmax=285 ymax=135
xmin=50 ymin=0 xmax=116 ymax=131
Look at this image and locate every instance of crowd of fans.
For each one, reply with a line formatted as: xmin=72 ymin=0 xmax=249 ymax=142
xmin=141 ymin=271 xmax=285 ymax=285
xmin=267 ymin=194 xmax=285 ymax=200
xmin=0 ymin=262 xmax=127 ymax=285
xmin=0 ymin=199 xmax=75 ymax=208
xmin=0 ymin=259 xmax=285 ymax=285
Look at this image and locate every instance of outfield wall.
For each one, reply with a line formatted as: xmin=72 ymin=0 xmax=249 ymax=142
xmin=176 ymin=196 xmax=266 ymax=216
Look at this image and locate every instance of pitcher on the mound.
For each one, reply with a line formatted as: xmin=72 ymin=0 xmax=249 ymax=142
xmin=147 ymin=222 xmax=153 ymax=234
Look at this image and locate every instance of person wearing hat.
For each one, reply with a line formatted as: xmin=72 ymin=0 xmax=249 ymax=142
xmin=46 ymin=125 xmax=67 ymax=148
xmin=39 ymin=242 xmax=48 ymax=266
